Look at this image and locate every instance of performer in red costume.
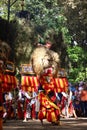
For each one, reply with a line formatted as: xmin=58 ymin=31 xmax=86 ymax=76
xmin=38 ymin=67 xmax=61 ymax=125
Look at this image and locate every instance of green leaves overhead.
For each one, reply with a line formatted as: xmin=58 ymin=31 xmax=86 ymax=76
xmin=0 ymin=0 xmax=87 ymax=82
xmin=68 ymin=46 xmax=83 ymax=62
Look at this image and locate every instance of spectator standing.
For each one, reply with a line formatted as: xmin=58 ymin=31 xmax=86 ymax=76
xmin=80 ymin=83 xmax=87 ymax=117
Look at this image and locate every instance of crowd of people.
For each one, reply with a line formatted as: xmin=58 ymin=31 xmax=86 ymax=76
xmin=2 ymin=80 xmax=87 ymax=124
xmin=60 ymin=81 xmax=87 ymax=118
xmin=2 ymin=88 xmax=40 ymax=122
xmin=68 ymin=81 xmax=87 ymax=117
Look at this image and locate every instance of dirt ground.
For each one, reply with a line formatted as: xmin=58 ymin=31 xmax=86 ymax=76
xmin=3 ymin=118 xmax=87 ymax=130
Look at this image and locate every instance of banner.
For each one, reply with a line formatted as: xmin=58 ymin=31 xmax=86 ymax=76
xmin=3 ymin=74 xmax=17 ymax=85
xmin=2 ymin=74 xmax=17 ymax=92
xmin=54 ymin=77 xmax=68 ymax=93
xmin=21 ymin=76 xmax=39 ymax=92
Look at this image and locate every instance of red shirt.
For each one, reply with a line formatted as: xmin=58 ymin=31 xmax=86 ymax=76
xmin=80 ymin=90 xmax=87 ymax=101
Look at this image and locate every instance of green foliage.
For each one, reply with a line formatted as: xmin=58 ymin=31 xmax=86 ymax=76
xmin=67 ymin=45 xmax=87 ymax=82
xmin=25 ymin=0 xmax=70 ymax=43
xmin=68 ymin=46 xmax=83 ymax=62
xmin=59 ymin=0 xmax=87 ymax=43
xmin=69 ymin=67 xmax=86 ymax=83
xmin=0 ymin=0 xmax=21 ymax=20
xmin=0 ymin=0 xmax=87 ymax=83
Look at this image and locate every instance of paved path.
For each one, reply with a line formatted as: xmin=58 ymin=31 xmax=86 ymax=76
xmin=3 ymin=118 xmax=87 ymax=130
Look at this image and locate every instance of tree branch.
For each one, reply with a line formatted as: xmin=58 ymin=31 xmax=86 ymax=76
xmin=10 ymin=0 xmax=18 ymax=7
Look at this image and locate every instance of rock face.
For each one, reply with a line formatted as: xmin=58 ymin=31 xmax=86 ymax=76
xmin=30 ymin=46 xmax=60 ymax=76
